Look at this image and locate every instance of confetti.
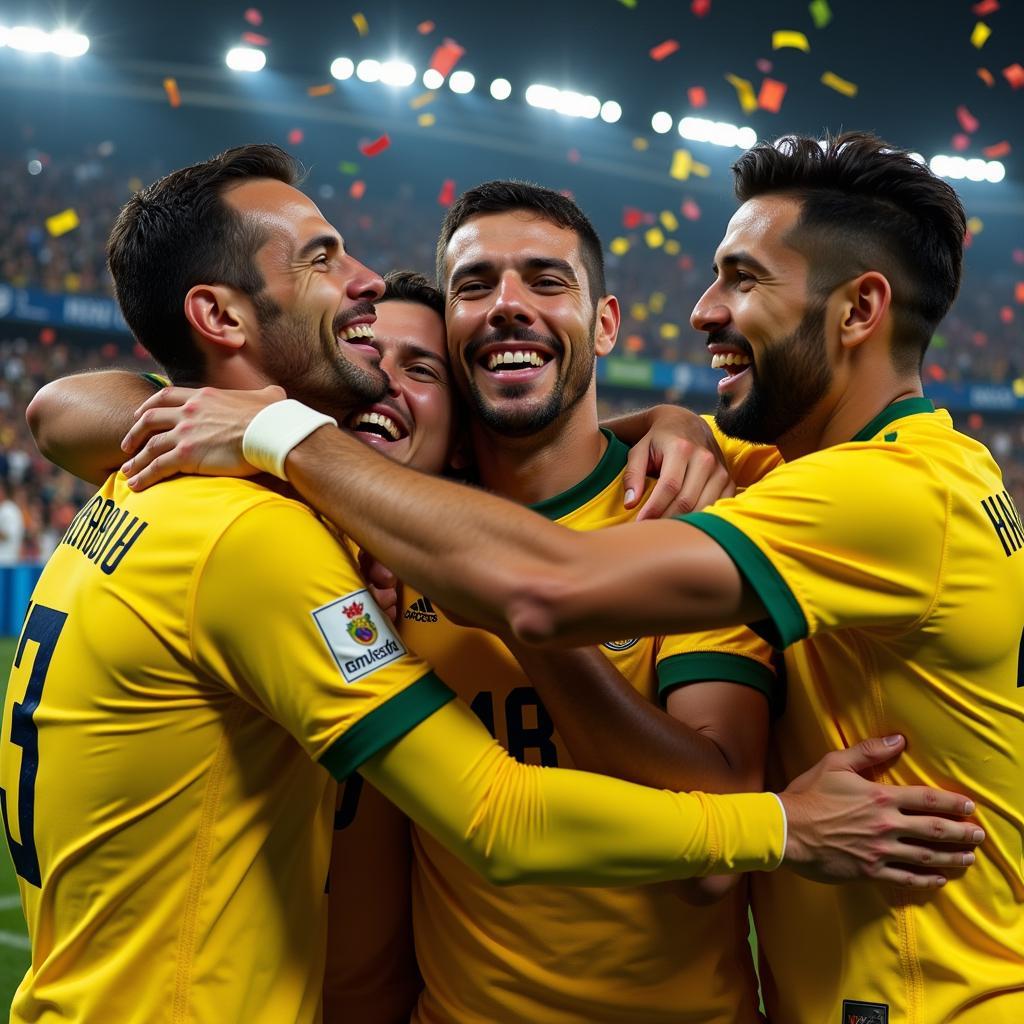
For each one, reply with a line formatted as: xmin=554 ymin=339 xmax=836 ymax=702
xmin=956 ymin=105 xmax=979 ymax=133
xmin=609 ymin=237 xmax=631 ymax=256
xmin=659 ymin=323 xmax=680 ymax=339
xmin=438 ymin=179 xmax=456 ymax=206
xmin=418 ymin=113 xmax=436 ymax=127
xmin=983 ymin=140 xmax=1011 ymax=158
xmin=352 ymin=12 xmax=369 ymax=36
xmin=952 ymin=134 xmax=970 ymax=151
xmin=756 ymin=58 xmax=773 ymax=73
xmin=430 ymin=38 xmax=465 ymax=77
xmin=339 ymin=161 xmax=359 ymax=175
xmin=659 ymin=210 xmax=679 ymax=231
xmin=631 ymin=303 xmax=649 ymax=320
xmin=692 ymin=160 xmax=711 ymax=178
xmin=772 ymin=30 xmax=810 ymax=51
xmin=618 ymin=0 xmax=637 ymax=7
xmin=244 ymin=8 xmax=263 ymax=25
xmin=664 ymin=239 xmax=681 ymax=255
xmin=726 ymin=73 xmax=758 ymax=113
xmin=972 ymin=0 xmax=999 ymax=14
xmin=687 ymin=86 xmax=707 ymax=107
xmin=349 ymin=180 xmax=366 ymax=200
xmin=417 ymin=20 xmax=435 ymax=34
xmin=626 ymin=335 xmax=645 ymax=353
xmin=649 ymin=292 xmax=666 ymax=313
xmin=163 ymin=77 xmax=181 ymax=108
xmin=970 ymin=21 xmax=991 ymax=48
xmin=359 ymin=134 xmax=391 ymax=157
xmin=967 ymin=217 xmax=984 ymax=235
xmin=758 ymin=77 xmax=787 ymax=112
xmin=1001 ymin=307 xmax=1015 ymax=325
xmin=39 ymin=327 xmax=56 ymax=345
xmin=410 ymin=91 xmax=437 ymax=109
xmin=968 ymin=412 xmax=983 ymax=431
xmin=670 ymin=149 xmax=693 ymax=180
xmin=623 ymin=207 xmax=647 ymax=229
xmin=977 ymin=67 xmax=995 ymax=86
xmin=691 ymin=0 xmax=711 ymax=15
xmin=681 ymin=199 xmax=701 ymax=220
xmin=1014 ymin=250 xmax=1024 ymax=264
xmin=1016 ymin=282 xmax=1024 ymax=303
xmin=307 ymin=83 xmax=335 ymax=97
xmin=242 ymin=31 xmax=269 ymax=46
xmin=927 ymin=364 xmax=947 ymax=382
xmin=287 ymin=129 xmax=304 ymax=145
xmin=632 ymin=137 xmax=649 ymax=151
xmin=820 ymin=70 xmax=857 ymax=96
xmin=46 ymin=208 xmax=80 ymax=237
xmin=809 ymin=0 xmax=832 ymax=28
xmin=649 ymin=39 xmax=680 ymax=61
xmin=1003 ymin=63 xmax=1024 ymax=89
xmin=1013 ymin=376 xmax=1024 ymax=397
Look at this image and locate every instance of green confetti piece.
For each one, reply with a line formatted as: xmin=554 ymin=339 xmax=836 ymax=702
xmin=809 ymin=0 xmax=832 ymax=28
xmin=338 ymin=161 xmax=360 ymax=175
xmin=618 ymin=0 xmax=637 ymax=7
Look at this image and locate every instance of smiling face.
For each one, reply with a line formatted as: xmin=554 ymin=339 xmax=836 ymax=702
xmin=224 ymin=178 xmax=388 ymax=415
xmin=345 ymin=299 xmax=456 ymax=474
xmin=691 ymin=195 xmax=833 ymax=445
xmin=443 ymin=211 xmax=610 ymax=438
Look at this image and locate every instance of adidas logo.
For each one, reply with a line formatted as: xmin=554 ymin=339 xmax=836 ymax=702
xmin=404 ymin=596 xmax=438 ymax=624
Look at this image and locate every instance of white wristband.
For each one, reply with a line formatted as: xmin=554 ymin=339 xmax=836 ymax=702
xmin=242 ymin=399 xmax=337 ymax=480
xmin=770 ymin=792 xmax=788 ymax=869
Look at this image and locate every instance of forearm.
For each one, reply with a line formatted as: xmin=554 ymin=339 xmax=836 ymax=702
xmin=359 ymin=698 xmax=785 ymax=885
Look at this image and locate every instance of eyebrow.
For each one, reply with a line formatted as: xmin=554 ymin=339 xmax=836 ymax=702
xmin=449 ymin=255 xmax=579 ymax=290
xmin=295 ymin=233 xmax=342 ymax=262
xmin=712 ymin=251 xmax=771 ymax=277
xmin=397 ymin=341 xmax=448 ymax=367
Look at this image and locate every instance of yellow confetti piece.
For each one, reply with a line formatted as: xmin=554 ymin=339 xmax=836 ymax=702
xmin=970 ymin=21 xmax=991 ymax=48
xmin=967 ymin=216 xmax=984 ymax=234
xmin=670 ymin=149 xmax=693 ymax=180
xmin=410 ymin=90 xmax=438 ymax=109
xmin=307 ymin=83 xmax=335 ymax=97
xmin=352 ymin=11 xmax=369 ymax=36
xmin=692 ymin=160 xmax=711 ymax=178
xmin=632 ymin=137 xmax=649 ymax=151
xmin=631 ymin=302 xmax=649 ymax=321
xmin=609 ymin=237 xmax=631 ymax=256
xmin=664 ymin=239 xmax=681 ymax=255
xmin=772 ymin=30 xmax=810 ymax=51
xmin=1013 ymin=377 xmax=1024 ymax=398
xmin=725 ymin=73 xmax=759 ymax=114
xmin=417 ymin=112 xmax=436 ymax=127
xmin=659 ymin=323 xmax=680 ymax=339
xmin=46 ymin=208 xmax=80 ymax=237
xmin=649 ymin=292 xmax=666 ymax=313
xmin=659 ymin=211 xmax=679 ymax=232
xmin=128 ymin=177 xmax=143 ymax=194
xmin=645 ymin=228 xmax=665 ymax=248
xmin=820 ymin=70 xmax=858 ymax=97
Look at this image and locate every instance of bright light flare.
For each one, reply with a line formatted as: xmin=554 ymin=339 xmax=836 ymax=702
xmin=379 ymin=60 xmax=416 ymax=87
xmin=423 ymin=68 xmax=444 ymax=89
xmin=330 ymin=57 xmax=355 ymax=80
xmin=226 ymin=46 xmax=266 ymax=72
xmin=600 ymin=100 xmax=622 ymax=123
xmin=490 ymin=77 xmax=512 ymax=100
xmin=651 ymin=111 xmax=673 ymax=134
xmin=449 ymin=70 xmax=475 ymax=94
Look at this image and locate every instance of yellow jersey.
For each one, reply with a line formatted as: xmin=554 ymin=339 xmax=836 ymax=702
xmin=0 ymin=473 xmax=451 ymax=1024
xmin=683 ymin=399 xmax=1024 ymax=1024
xmin=401 ymin=431 xmax=780 ymax=1024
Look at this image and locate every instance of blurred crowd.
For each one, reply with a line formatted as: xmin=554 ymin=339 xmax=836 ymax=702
xmin=0 ymin=152 xmax=1021 ymax=562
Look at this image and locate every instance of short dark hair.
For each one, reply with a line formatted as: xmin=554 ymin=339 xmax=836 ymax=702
xmin=381 ymin=270 xmax=445 ymax=317
xmin=731 ymin=131 xmax=966 ymax=371
xmin=107 ymin=144 xmax=301 ymax=383
xmin=435 ymin=180 xmax=607 ymax=305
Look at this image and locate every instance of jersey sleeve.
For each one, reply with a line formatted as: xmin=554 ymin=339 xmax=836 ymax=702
xmin=703 ymin=414 xmax=785 ymax=489
xmin=190 ymin=497 xmax=454 ymax=778
xmin=678 ymin=443 xmax=948 ymax=649
xmin=656 ymin=625 xmax=782 ymax=714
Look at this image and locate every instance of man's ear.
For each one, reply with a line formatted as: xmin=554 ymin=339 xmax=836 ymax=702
xmin=183 ymin=284 xmax=253 ymax=352
xmin=836 ymin=271 xmax=891 ymax=353
xmin=594 ymin=294 xmax=620 ymax=358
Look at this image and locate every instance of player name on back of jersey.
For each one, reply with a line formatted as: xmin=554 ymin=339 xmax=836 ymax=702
xmin=59 ymin=494 xmax=149 ymax=576
xmin=981 ymin=489 xmax=1024 ymax=557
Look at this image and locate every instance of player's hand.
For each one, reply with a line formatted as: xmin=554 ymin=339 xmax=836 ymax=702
xmin=359 ymin=551 xmax=401 ymax=625
xmin=779 ymin=735 xmax=983 ymax=889
xmin=622 ymin=405 xmax=736 ymax=521
xmin=120 ymin=384 xmax=286 ymax=489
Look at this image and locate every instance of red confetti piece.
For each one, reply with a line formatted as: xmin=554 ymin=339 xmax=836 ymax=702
xmin=244 ymin=8 xmax=263 ymax=25
xmin=430 ymin=38 xmax=465 ymax=77
xmin=437 ymin=179 xmax=456 ymax=206
xmin=1015 ymin=282 xmax=1024 ymax=303
xmin=623 ymin=207 xmax=647 ymax=229
xmin=349 ymin=180 xmax=366 ymax=200
xmin=956 ymin=105 xmax=979 ymax=134
xmin=649 ymin=39 xmax=680 ymax=62
xmin=1003 ymin=63 xmax=1024 ymax=89
xmin=359 ymin=134 xmax=391 ymax=157
xmin=758 ymin=78 xmax=787 ymax=112
xmin=952 ymin=133 xmax=970 ymax=151
xmin=307 ymin=83 xmax=334 ymax=97
xmin=756 ymin=58 xmax=773 ymax=73
xmin=691 ymin=0 xmax=711 ymax=15
xmin=681 ymin=199 xmax=701 ymax=220
xmin=163 ymin=77 xmax=181 ymax=108
xmin=1000 ymin=306 xmax=1014 ymax=324
xmin=968 ymin=413 xmax=983 ymax=430
xmin=983 ymin=140 xmax=1011 ymax=158
xmin=287 ymin=128 xmax=304 ymax=145
xmin=687 ymin=85 xmax=707 ymax=107
xmin=39 ymin=327 xmax=56 ymax=345
xmin=417 ymin=20 xmax=435 ymax=34
xmin=241 ymin=31 xmax=269 ymax=46
xmin=926 ymin=363 xmax=946 ymax=382
xmin=972 ymin=0 xmax=999 ymax=13
xmin=977 ymin=67 xmax=995 ymax=86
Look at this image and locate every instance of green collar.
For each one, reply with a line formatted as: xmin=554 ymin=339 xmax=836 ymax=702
xmin=529 ymin=428 xmax=629 ymax=521
xmin=849 ymin=397 xmax=935 ymax=443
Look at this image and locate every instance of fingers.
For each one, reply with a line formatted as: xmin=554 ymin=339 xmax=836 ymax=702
xmin=635 ymin=447 xmax=732 ymax=521
xmin=621 ymin=441 xmax=651 ymax=509
xmin=121 ymin=405 xmax=188 ymax=456
xmin=369 ymin=587 xmax=399 ymax=624
xmin=132 ymin=386 xmax=196 ymax=419
xmin=634 ymin=475 xmax=684 ymax=521
xmin=870 ymin=866 xmax=948 ymax=889
xmin=888 ymin=784 xmax=978 ymax=819
xmin=829 ymin=734 xmax=905 ymax=773
xmin=124 ymin=448 xmax=181 ymax=491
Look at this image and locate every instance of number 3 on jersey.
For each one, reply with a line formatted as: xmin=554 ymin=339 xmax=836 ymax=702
xmin=1 ymin=603 xmax=68 ymax=887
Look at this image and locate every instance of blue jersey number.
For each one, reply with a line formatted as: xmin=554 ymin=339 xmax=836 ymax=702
xmin=470 ymin=686 xmax=559 ymax=767
xmin=1 ymin=603 xmax=68 ymax=887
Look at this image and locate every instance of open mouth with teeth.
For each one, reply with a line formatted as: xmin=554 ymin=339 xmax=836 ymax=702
xmin=348 ymin=409 xmax=408 ymax=444
xmin=338 ymin=324 xmax=376 ymax=344
xmin=710 ymin=350 xmax=754 ymax=393
xmin=480 ymin=348 xmax=553 ymax=376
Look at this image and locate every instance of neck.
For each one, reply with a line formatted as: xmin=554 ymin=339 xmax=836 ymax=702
xmin=472 ymin=399 xmax=607 ymax=506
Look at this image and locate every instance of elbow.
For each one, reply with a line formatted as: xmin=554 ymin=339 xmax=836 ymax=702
xmin=468 ymin=845 xmax=539 ymax=887
xmin=26 ymin=382 xmax=62 ymax=459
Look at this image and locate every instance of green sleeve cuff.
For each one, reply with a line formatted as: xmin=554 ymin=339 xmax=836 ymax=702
xmin=678 ymin=511 xmax=808 ymax=649
xmin=140 ymin=371 xmax=170 ymax=390
xmin=658 ymin=651 xmax=784 ymax=716
xmin=320 ymin=671 xmax=455 ymax=780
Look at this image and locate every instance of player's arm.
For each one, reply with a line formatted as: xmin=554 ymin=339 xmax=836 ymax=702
xmin=27 ymin=369 xmax=164 ymax=484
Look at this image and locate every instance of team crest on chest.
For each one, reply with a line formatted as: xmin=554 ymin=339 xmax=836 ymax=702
xmin=343 ymin=601 xmax=378 ymax=646
xmin=602 ymin=638 xmax=639 ymax=651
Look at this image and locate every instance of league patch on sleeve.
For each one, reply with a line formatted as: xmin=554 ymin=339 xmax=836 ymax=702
xmin=841 ymin=1000 xmax=888 ymax=1024
xmin=312 ymin=589 xmax=407 ymax=684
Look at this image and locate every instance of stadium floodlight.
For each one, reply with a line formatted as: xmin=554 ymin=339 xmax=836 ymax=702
xmin=449 ymin=70 xmax=475 ymax=94
xmin=985 ymin=160 xmax=1006 ymax=183
xmin=930 ymin=153 xmax=1005 ymax=184
xmin=49 ymin=29 xmax=89 ymax=57
xmin=8 ymin=26 xmax=51 ymax=53
xmin=678 ymin=116 xmax=754 ymax=150
xmin=27 ymin=159 xmax=42 ymax=175
xmin=356 ymin=58 xmax=381 ymax=82
xmin=422 ymin=68 xmax=444 ymax=89
xmin=525 ymin=83 xmax=559 ymax=110
xmin=651 ymin=111 xmax=673 ymax=134
xmin=490 ymin=77 xmax=512 ymax=100
xmin=600 ymin=100 xmax=622 ymax=123
xmin=225 ymin=46 xmax=266 ymax=72
xmin=330 ymin=57 xmax=355 ymax=81
xmin=737 ymin=126 xmax=757 ymax=148
xmin=379 ymin=60 xmax=416 ymax=87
